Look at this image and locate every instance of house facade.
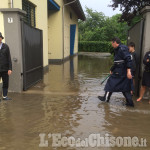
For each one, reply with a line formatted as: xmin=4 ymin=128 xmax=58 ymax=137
xmin=0 ymin=0 xmax=85 ymax=65
xmin=0 ymin=0 xmax=85 ymax=92
xmin=48 ymin=0 xmax=85 ymax=63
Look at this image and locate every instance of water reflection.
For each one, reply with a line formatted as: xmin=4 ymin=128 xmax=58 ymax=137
xmin=0 ymin=53 xmax=149 ymax=150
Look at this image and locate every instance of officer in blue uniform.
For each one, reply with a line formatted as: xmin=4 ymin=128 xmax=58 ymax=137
xmin=98 ymin=37 xmax=134 ymax=107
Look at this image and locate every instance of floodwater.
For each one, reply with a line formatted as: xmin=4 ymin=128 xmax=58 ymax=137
xmin=0 ymin=53 xmax=149 ymax=150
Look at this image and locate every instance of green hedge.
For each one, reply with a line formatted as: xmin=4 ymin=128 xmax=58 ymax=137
xmin=79 ymin=41 xmax=127 ymax=53
xmin=79 ymin=41 xmax=113 ymax=53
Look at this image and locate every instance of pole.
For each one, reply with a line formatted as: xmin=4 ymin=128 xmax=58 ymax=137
xmin=101 ymin=74 xmax=111 ymax=85
xmin=62 ymin=0 xmax=77 ymax=59
xmin=11 ymin=0 xmax=13 ymax=8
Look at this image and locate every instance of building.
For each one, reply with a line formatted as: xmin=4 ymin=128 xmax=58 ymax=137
xmin=0 ymin=0 xmax=85 ymax=92
xmin=48 ymin=0 xmax=85 ymax=63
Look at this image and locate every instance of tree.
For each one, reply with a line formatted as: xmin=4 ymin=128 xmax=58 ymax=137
xmin=78 ymin=7 xmax=128 ymax=42
xmin=110 ymin=0 xmax=150 ymax=24
xmin=107 ymin=14 xmax=129 ymax=41
xmin=78 ymin=7 xmax=107 ymax=41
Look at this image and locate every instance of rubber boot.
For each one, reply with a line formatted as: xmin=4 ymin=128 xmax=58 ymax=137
xmin=123 ymin=92 xmax=134 ymax=107
xmin=98 ymin=92 xmax=112 ymax=102
xmin=106 ymin=92 xmax=112 ymax=102
xmin=126 ymin=99 xmax=134 ymax=107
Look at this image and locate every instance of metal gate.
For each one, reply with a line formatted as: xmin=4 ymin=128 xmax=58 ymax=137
xmin=128 ymin=19 xmax=145 ymax=96
xmin=21 ymin=21 xmax=43 ymax=90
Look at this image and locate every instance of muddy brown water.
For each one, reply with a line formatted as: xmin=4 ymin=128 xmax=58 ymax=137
xmin=0 ymin=53 xmax=149 ymax=150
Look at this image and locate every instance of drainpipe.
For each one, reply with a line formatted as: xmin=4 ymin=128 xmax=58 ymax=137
xmin=62 ymin=0 xmax=77 ymax=60
xmin=137 ymin=18 xmax=145 ymax=96
xmin=9 ymin=0 xmax=14 ymax=8
xmin=11 ymin=0 xmax=14 ymax=8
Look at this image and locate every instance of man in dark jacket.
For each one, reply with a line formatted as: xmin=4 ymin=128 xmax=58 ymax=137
xmin=98 ymin=37 xmax=134 ymax=107
xmin=0 ymin=32 xmax=12 ymax=100
xmin=137 ymin=51 xmax=150 ymax=103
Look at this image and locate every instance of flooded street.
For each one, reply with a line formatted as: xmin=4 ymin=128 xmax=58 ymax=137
xmin=0 ymin=53 xmax=149 ymax=150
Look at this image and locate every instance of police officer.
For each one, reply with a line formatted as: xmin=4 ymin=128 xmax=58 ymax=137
xmin=98 ymin=37 xmax=134 ymax=107
xmin=0 ymin=32 xmax=12 ymax=100
xmin=137 ymin=51 xmax=150 ymax=103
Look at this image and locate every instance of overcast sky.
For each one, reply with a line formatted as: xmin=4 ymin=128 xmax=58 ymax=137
xmin=80 ymin=0 xmax=121 ymax=17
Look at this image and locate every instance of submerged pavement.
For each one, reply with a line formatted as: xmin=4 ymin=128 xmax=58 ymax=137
xmin=0 ymin=53 xmax=149 ymax=150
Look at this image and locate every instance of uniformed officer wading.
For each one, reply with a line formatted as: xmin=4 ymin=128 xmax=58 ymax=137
xmin=98 ymin=37 xmax=134 ymax=107
xmin=0 ymin=32 xmax=12 ymax=101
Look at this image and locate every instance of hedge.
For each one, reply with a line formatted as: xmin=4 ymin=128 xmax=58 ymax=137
xmin=79 ymin=41 xmax=127 ymax=53
xmin=79 ymin=41 xmax=113 ymax=53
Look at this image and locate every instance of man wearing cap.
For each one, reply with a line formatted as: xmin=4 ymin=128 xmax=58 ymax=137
xmin=0 ymin=32 xmax=12 ymax=100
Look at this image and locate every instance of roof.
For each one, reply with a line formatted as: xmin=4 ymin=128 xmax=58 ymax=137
xmin=48 ymin=0 xmax=60 ymax=10
xmin=66 ymin=0 xmax=86 ymax=21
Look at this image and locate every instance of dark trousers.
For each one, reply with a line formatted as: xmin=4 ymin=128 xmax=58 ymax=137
xmin=105 ymin=91 xmax=134 ymax=107
xmin=0 ymin=71 xmax=9 ymax=97
xmin=122 ymin=92 xmax=134 ymax=107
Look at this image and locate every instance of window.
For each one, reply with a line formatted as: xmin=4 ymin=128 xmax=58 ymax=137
xmin=22 ymin=0 xmax=36 ymax=27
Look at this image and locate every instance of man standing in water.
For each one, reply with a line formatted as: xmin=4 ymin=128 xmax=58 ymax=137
xmin=98 ymin=37 xmax=134 ymax=107
xmin=137 ymin=51 xmax=150 ymax=103
xmin=0 ymin=32 xmax=12 ymax=100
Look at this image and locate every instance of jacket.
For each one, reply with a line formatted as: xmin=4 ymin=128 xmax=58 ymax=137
xmin=0 ymin=43 xmax=12 ymax=72
xmin=104 ymin=44 xmax=132 ymax=92
xmin=143 ymin=51 xmax=150 ymax=72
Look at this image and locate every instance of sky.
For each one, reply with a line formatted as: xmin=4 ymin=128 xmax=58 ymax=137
xmin=80 ymin=0 xmax=121 ymax=17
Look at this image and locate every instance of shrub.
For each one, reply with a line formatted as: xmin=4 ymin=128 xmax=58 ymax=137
xmin=79 ymin=41 xmax=127 ymax=53
xmin=79 ymin=41 xmax=113 ymax=53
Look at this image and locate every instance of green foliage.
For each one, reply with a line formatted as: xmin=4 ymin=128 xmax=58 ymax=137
xmin=79 ymin=41 xmax=113 ymax=53
xmin=79 ymin=41 xmax=127 ymax=53
xmin=78 ymin=7 xmax=129 ymax=52
xmin=129 ymin=15 xmax=142 ymax=27
xmin=78 ymin=8 xmax=129 ymax=43
xmin=111 ymin=0 xmax=148 ymax=24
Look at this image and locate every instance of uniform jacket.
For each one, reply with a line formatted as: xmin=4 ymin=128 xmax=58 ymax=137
xmin=0 ymin=43 xmax=12 ymax=72
xmin=104 ymin=44 xmax=132 ymax=92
